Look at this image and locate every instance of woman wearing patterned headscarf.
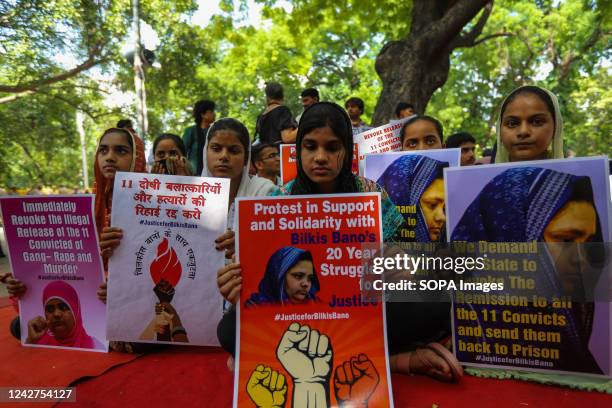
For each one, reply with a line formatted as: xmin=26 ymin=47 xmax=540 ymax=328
xmin=377 ymin=155 xmax=449 ymax=243
xmin=246 ymin=247 xmax=320 ymax=306
xmin=452 ymin=167 xmax=605 ymax=374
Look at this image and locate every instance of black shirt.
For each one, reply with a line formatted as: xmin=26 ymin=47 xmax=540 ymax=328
xmin=256 ymin=105 xmax=296 ymax=144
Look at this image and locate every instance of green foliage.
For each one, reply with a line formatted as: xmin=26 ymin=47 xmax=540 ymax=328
xmin=0 ymin=0 xmax=609 ymax=189
xmin=427 ymin=0 xmax=611 ymax=155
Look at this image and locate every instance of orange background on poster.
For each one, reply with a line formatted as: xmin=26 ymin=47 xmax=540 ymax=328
xmin=235 ymin=194 xmax=391 ymax=407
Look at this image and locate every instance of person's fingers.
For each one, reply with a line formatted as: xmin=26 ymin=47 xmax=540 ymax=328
xmin=217 ymin=265 xmax=241 ymax=286
xmin=99 ymin=231 xmax=122 ymax=243
xmin=413 ymin=349 xmax=452 ymax=381
xmin=250 ymin=365 xmax=269 ymax=383
xmin=262 ymin=366 xmax=272 ymax=387
xmin=219 ymin=276 xmax=242 ymax=298
xmin=427 ymin=350 xmax=450 ymax=375
xmin=7 ymin=278 xmax=26 ymax=296
xmin=274 ymin=371 xmax=285 ymax=391
xmin=297 ymin=325 xmax=310 ymax=351
xmin=281 ymin=323 xmax=308 ymax=347
xmin=225 ymin=248 xmax=235 ymax=259
xmin=99 ymin=240 xmax=121 ymax=251
xmin=217 ymin=263 xmax=241 ymax=277
xmin=227 ymin=283 xmax=242 ymax=304
xmin=317 ymin=333 xmax=329 ymax=356
xmin=216 ymin=237 xmax=234 ymax=250
xmin=307 ymin=329 xmax=320 ymax=357
xmin=354 ymin=354 xmax=378 ymax=379
xmin=350 ymin=356 xmax=361 ymax=378
xmin=215 ymin=230 xmax=234 ymax=243
xmin=100 ymin=228 xmax=122 ymax=237
xmin=343 ymin=360 xmax=354 ymax=383
xmin=102 ymin=227 xmax=122 ymax=234
xmin=335 ymin=364 xmax=347 ymax=384
xmin=35 ymin=316 xmax=47 ymax=332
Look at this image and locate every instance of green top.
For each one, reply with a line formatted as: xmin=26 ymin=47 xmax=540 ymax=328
xmin=271 ymin=175 xmax=405 ymax=243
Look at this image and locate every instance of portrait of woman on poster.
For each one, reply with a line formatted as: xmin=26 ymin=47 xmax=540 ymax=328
xmin=377 ymin=155 xmax=449 ymax=243
xmin=26 ymin=280 xmax=103 ymax=349
xmin=245 ymin=247 xmax=320 ymax=307
xmin=451 ymin=166 xmax=607 ymax=374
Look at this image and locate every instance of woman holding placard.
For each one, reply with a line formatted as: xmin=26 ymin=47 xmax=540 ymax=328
xmin=204 ymin=118 xmax=277 ymax=260
xmin=216 ymin=103 xmax=464 ymax=381
xmin=6 ymin=127 xmax=146 ymax=351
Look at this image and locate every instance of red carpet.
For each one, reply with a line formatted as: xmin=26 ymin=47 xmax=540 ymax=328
xmin=56 ymin=347 xmax=612 ymax=408
xmin=1 ymin=302 xmax=611 ymax=407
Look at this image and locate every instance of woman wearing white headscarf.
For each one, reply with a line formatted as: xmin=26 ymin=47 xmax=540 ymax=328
xmin=202 ymin=118 xmax=276 ymax=257
xmin=494 ymin=85 xmax=564 ymax=163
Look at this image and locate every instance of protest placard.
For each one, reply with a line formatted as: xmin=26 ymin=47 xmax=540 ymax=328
xmin=234 ymin=194 xmax=393 ymax=407
xmin=279 ymin=144 xmax=298 ymax=186
xmin=106 ymin=173 xmax=229 ymax=345
xmin=0 ymin=195 xmax=107 ymax=352
xmin=446 ymin=157 xmax=612 ymax=376
xmin=354 ymin=117 xmax=412 ymax=174
xmin=365 ymin=149 xmax=460 ymax=243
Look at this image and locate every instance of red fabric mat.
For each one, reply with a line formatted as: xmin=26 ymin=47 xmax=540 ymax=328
xmin=0 ymin=305 xmax=140 ymax=408
xmin=59 ymin=346 xmax=612 ymax=408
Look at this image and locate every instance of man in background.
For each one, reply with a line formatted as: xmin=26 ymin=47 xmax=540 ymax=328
xmin=394 ymin=102 xmax=415 ymax=119
xmin=252 ymin=142 xmax=281 ymax=185
xmin=345 ymin=97 xmax=372 ymax=137
xmin=297 ymin=88 xmax=319 ymax=123
xmin=446 ymin=132 xmax=477 ymax=166
xmin=256 ymin=82 xmax=297 ymax=144
xmin=183 ymin=100 xmax=216 ymax=175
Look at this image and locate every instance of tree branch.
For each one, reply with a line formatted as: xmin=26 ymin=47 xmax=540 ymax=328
xmin=12 ymin=140 xmax=45 ymax=183
xmin=0 ymin=91 xmax=33 ymax=104
xmin=556 ymin=23 xmax=603 ymax=80
xmin=417 ymin=0 xmax=491 ymax=53
xmin=451 ymin=1 xmax=493 ymax=49
xmin=461 ymin=32 xmax=514 ymax=48
xmin=0 ymin=55 xmax=109 ymax=93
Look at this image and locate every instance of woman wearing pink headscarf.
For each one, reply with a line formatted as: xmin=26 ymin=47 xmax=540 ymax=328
xmin=25 ymin=280 xmax=102 ymax=349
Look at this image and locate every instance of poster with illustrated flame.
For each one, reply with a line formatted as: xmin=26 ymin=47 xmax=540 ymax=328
xmin=106 ymin=172 xmax=229 ymax=345
xmin=234 ymin=194 xmax=393 ymax=408
xmin=280 ymin=144 xmax=360 ymax=185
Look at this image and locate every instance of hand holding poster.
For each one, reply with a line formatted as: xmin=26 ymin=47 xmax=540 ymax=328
xmin=445 ymin=157 xmax=612 ymax=376
xmin=0 ymin=195 xmax=107 ymax=352
xmin=365 ymin=149 xmax=460 ymax=243
xmin=280 ymin=144 xmax=360 ymax=185
xmin=106 ymin=173 xmax=229 ymax=346
xmin=234 ymin=194 xmax=393 ymax=408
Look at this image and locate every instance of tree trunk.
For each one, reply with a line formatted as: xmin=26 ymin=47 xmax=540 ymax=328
xmin=372 ymin=0 xmax=491 ymax=125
